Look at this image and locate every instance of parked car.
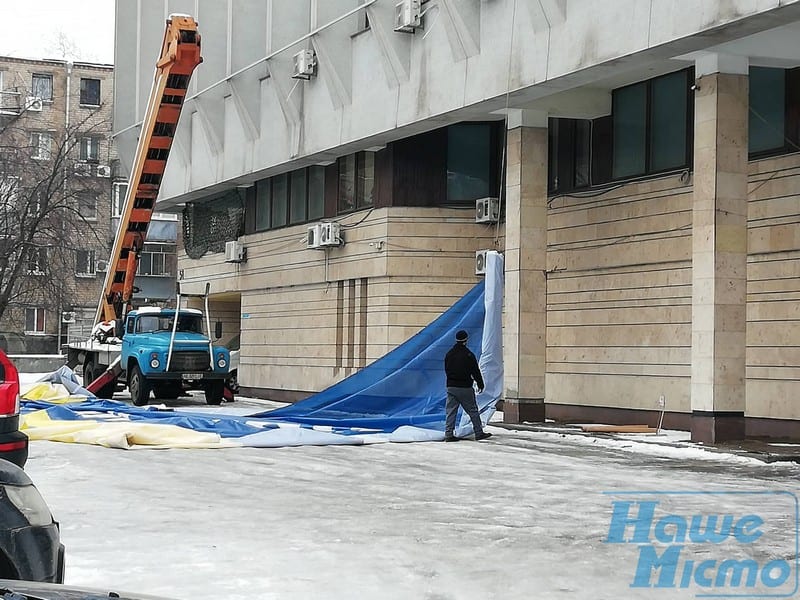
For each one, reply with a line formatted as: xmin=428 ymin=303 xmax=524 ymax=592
xmin=0 ymin=349 xmax=28 ymax=467
xmin=0 ymin=580 xmax=174 ymax=600
xmin=0 ymin=459 xmax=64 ymax=582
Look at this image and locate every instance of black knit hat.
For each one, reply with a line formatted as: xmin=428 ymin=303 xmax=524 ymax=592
xmin=455 ymin=330 xmax=468 ymax=342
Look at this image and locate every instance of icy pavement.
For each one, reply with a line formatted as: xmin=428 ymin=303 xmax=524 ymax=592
xmin=23 ymin=401 xmax=800 ymax=600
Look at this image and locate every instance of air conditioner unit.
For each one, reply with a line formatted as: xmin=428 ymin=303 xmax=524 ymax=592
xmin=74 ymin=163 xmax=92 ymax=177
xmin=95 ymin=259 xmax=108 ymax=273
xmin=475 ymin=250 xmax=490 ymax=276
xmin=318 ymin=222 xmax=342 ymax=248
xmin=61 ymin=311 xmax=76 ymax=324
xmin=475 ymin=197 xmax=500 ymax=224
xmin=25 ymin=96 xmax=43 ymax=112
xmin=224 ymin=240 xmax=247 ymax=263
xmin=394 ymin=0 xmax=422 ymax=32
xmin=307 ymin=224 xmax=322 ymax=249
xmin=95 ymin=164 xmax=111 ymax=178
xmin=292 ymin=49 xmax=316 ymax=80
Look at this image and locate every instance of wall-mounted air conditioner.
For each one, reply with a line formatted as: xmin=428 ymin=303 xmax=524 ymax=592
xmin=475 ymin=250 xmax=490 ymax=276
xmin=25 ymin=96 xmax=43 ymax=112
xmin=318 ymin=222 xmax=342 ymax=248
xmin=308 ymin=222 xmax=342 ymax=249
xmin=95 ymin=259 xmax=108 ymax=273
xmin=292 ymin=49 xmax=316 ymax=80
xmin=224 ymin=240 xmax=247 ymax=263
xmin=394 ymin=0 xmax=422 ymax=32
xmin=475 ymin=197 xmax=500 ymax=223
xmin=74 ymin=163 xmax=92 ymax=177
xmin=61 ymin=311 xmax=76 ymax=324
xmin=95 ymin=164 xmax=111 ymax=178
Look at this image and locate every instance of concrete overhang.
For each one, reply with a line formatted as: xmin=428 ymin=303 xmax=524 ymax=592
xmin=157 ymin=5 xmax=800 ymax=210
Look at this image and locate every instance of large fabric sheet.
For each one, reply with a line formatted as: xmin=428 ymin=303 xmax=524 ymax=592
xmin=21 ymin=252 xmax=504 ymax=448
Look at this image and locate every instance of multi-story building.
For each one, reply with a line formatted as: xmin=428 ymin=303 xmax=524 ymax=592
xmin=0 ymin=56 xmax=180 ymax=354
xmin=114 ymin=1 xmax=800 ymax=442
xmin=0 ymin=57 xmax=115 ymax=352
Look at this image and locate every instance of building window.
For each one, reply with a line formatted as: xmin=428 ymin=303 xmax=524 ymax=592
xmin=31 ymin=74 xmax=53 ymax=101
xmin=548 ymin=119 xmax=592 ymax=193
xmin=0 ymin=177 xmax=19 ymax=209
xmin=30 ymin=132 xmax=52 ymax=160
xmin=447 ymin=123 xmax=492 ymax=202
xmin=76 ymin=249 xmax=96 ymax=277
xmin=137 ymin=244 xmax=177 ymax=276
xmin=79 ymin=78 xmax=101 ymax=106
xmin=337 ymin=152 xmax=374 ymax=213
xmin=25 ymin=307 xmax=45 ymax=333
xmin=255 ymin=179 xmax=271 ymax=231
xmin=112 ymin=182 xmax=128 ymax=217
xmin=290 ymin=170 xmax=308 ymax=224
xmin=747 ymin=66 xmax=800 ymax=158
xmin=27 ymin=248 xmax=46 ymax=275
xmin=252 ymin=166 xmax=326 ymax=232
xmin=79 ymin=137 xmax=100 ymax=162
xmin=78 ymin=193 xmax=97 ymax=220
xmin=271 ymin=173 xmax=288 ymax=227
xmin=612 ymin=69 xmax=692 ymax=179
xmin=308 ymin=166 xmax=325 ymax=221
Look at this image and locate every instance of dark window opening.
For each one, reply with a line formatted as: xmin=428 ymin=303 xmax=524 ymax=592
xmin=549 ymin=68 xmax=693 ymax=195
xmin=748 ymin=66 xmax=800 ymax=159
xmin=337 ymin=152 xmax=374 ymax=213
xmin=80 ymin=78 xmax=101 ymax=105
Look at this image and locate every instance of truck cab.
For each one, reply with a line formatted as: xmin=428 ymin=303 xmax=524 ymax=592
xmin=121 ymin=307 xmax=230 ymax=406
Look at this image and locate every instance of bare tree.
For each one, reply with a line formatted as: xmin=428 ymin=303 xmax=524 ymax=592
xmin=0 ymin=109 xmax=110 ymax=327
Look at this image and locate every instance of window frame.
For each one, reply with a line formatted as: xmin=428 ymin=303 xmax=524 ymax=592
xmin=79 ymin=136 xmax=100 ymax=162
xmin=337 ymin=151 xmax=375 ymax=214
xmin=75 ymin=249 xmax=96 ymax=277
xmin=30 ymin=131 xmax=52 ymax=161
xmin=31 ymin=73 xmax=53 ymax=102
xmin=748 ymin=66 xmax=800 ymax=160
xmin=137 ymin=243 xmax=177 ymax=277
xmin=24 ymin=307 xmax=46 ymax=334
xmin=26 ymin=247 xmax=46 ymax=276
xmin=79 ymin=78 xmax=101 ymax=106
xmin=610 ymin=68 xmax=694 ymax=181
xmin=112 ymin=182 xmax=128 ymax=217
xmin=78 ymin=192 xmax=98 ymax=221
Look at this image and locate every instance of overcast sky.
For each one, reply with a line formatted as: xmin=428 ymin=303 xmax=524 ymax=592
xmin=0 ymin=0 xmax=115 ymax=64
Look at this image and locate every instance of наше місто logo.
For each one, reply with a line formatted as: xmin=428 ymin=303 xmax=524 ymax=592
xmin=603 ymin=491 xmax=798 ymax=597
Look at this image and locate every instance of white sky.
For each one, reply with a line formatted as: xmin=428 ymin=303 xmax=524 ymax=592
xmin=0 ymin=0 xmax=115 ymax=64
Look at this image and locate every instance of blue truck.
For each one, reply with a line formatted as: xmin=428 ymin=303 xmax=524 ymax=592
xmin=66 ymin=286 xmax=232 ymax=406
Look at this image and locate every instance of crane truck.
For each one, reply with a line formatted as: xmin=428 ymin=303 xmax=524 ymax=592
xmin=65 ymin=15 xmax=233 ymax=406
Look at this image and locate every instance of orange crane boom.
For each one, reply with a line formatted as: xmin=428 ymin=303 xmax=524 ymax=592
xmin=96 ymin=14 xmax=202 ymax=325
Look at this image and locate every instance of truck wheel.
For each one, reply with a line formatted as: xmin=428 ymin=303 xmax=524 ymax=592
xmin=205 ymin=380 xmax=224 ymax=405
xmin=82 ymin=361 xmax=96 ymax=387
xmin=129 ymin=364 xmax=151 ymax=406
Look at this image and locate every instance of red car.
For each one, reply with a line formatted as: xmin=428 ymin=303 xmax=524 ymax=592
xmin=0 ymin=350 xmax=28 ymax=467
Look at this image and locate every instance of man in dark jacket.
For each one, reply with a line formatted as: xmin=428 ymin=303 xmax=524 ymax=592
xmin=443 ymin=329 xmax=491 ymax=442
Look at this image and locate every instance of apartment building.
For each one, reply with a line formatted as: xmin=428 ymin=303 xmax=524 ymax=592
xmin=0 ymin=57 xmax=115 ymax=352
xmin=0 ymin=56 xmax=181 ymax=353
xmin=114 ymin=0 xmax=800 ymax=442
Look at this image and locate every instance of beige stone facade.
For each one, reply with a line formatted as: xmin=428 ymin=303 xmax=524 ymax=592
xmin=115 ymin=1 xmax=800 ymax=441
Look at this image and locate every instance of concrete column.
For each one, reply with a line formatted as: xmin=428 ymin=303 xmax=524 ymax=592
xmin=503 ymin=110 xmax=548 ymax=423
xmin=690 ymin=54 xmax=749 ymax=443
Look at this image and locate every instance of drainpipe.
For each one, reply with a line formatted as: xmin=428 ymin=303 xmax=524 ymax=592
xmin=57 ymin=61 xmax=73 ymax=353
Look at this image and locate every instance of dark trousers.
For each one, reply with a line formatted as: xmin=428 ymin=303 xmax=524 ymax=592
xmin=445 ymin=386 xmax=484 ymax=437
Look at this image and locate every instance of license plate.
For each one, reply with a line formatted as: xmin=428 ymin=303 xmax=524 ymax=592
xmin=181 ymin=373 xmax=205 ymax=380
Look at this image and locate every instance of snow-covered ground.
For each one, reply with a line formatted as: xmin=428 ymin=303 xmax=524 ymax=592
xmin=19 ymin=380 xmax=800 ymax=600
